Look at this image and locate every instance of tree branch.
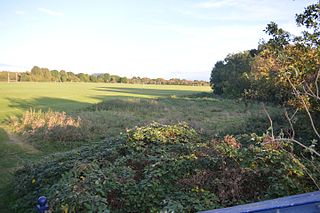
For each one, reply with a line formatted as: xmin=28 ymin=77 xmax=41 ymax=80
xmin=262 ymin=104 xmax=274 ymax=139
xmin=285 ymin=110 xmax=295 ymax=139
xmin=287 ymin=77 xmax=320 ymax=140
xmin=274 ymin=138 xmax=320 ymax=157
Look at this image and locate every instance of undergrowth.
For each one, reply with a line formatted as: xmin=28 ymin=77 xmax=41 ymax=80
xmin=13 ymin=122 xmax=320 ymax=212
xmin=8 ymin=98 xmax=286 ymax=149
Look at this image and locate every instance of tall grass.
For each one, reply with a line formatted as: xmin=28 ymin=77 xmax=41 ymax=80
xmin=9 ymin=109 xmax=82 ymax=142
xmin=8 ymin=98 xmax=286 ymax=149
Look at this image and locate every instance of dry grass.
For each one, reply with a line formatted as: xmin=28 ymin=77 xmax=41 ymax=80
xmin=9 ymin=109 xmax=82 ymax=142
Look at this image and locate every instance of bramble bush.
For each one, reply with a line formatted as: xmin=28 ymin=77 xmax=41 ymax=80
xmin=13 ymin=122 xmax=320 ymax=212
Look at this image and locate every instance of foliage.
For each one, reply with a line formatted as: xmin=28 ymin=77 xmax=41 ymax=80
xmin=215 ymin=134 xmax=319 ymax=198
xmin=250 ymin=3 xmax=320 ymax=108
xmin=0 ymin=71 xmax=19 ymax=82
xmin=210 ymin=2 xmax=320 ymax=109
xmin=0 ymin=66 xmax=209 ymax=85
xmin=13 ymin=123 xmax=320 ymax=212
xmin=210 ymin=50 xmax=257 ymax=97
xmin=295 ymin=2 xmax=320 ymax=47
xmin=209 ymin=2 xmax=320 ymax=152
xmin=250 ymin=2 xmax=320 ymax=153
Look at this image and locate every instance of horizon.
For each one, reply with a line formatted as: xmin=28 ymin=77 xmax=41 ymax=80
xmin=0 ymin=66 xmax=209 ymax=82
xmin=0 ymin=0 xmax=315 ymax=81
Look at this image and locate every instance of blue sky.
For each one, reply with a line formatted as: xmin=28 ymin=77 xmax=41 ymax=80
xmin=0 ymin=0 xmax=315 ymax=80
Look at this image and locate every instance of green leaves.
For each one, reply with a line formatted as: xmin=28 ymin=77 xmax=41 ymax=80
xmin=13 ymin=123 xmax=320 ymax=212
xmin=210 ymin=51 xmax=254 ymax=97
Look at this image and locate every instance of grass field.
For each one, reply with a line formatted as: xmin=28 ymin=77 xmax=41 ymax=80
xmin=0 ymin=82 xmax=283 ymax=212
xmin=0 ymin=82 xmax=210 ymax=121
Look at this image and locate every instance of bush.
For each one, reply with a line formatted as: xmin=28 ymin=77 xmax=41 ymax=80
xmin=210 ymin=51 xmax=255 ymax=98
xmin=13 ymin=122 xmax=320 ymax=212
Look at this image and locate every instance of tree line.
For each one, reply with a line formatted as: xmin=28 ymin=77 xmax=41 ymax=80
xmin=0 ymin=67 xmax=208 ymax=86
xmin=210 ymin=2 xmax=319 ymax=110
xmin=210 ymin=2 xmax=320 ymax=150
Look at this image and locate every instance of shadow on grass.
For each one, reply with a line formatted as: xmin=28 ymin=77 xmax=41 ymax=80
xmin=0 ymin=126 xmax=41 ymax=213
xmin=93 ymin=87 xmax=201 ymax=97
xmin=6 ymin=97 xmax=92 ymax=113
xmin=0 ymin=127 xmax=9 ymax=143
xmin=5 ymin=95 xmax=153 ymax=118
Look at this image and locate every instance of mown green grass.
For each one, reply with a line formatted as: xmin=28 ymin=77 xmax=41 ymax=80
xmin=0 ymin=82 xmax=211 ymax=121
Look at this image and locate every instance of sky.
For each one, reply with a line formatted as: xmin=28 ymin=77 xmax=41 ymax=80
xmin=0 ymin=0 xmax=316 ymax=80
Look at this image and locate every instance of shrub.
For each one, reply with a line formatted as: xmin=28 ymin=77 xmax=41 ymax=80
xmin=13 ymin=122 xmax=320 ymax=212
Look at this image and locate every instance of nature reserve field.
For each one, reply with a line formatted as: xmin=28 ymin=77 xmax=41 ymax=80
xmin=1 ymin=1 xmax=319 ymax=212
xmin=0 ymin=82 xmax=210 ymax=121
xmin=0 ymin=82 xmax=283 ymax=212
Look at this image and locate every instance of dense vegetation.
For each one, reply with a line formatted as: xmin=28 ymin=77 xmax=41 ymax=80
xmin=13 ymin=123 xmax=319 ymax=212
xmin=9 ymin=94 xmax=320 ymax=212
xmin=8 ymin=97 xmax=284 ymax=149
xmin=0 ymin=66 xmax=208 ymax=85
xmin=210 ymin=2 xmax=319 ymax=107
xmin=210 ymin=2 xmax=320 ymax=148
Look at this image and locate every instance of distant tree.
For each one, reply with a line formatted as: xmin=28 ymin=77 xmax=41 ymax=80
xmin=20 ymin=72 xmax=31 ymax=81
xmin=155 ymin=78 xmax=165 ymax=84
xmin=50 ymin=70 xmax=61 ymax=82
xmin=119 ymin=77 xmax=128 ymax=83
xmin=60 ymin=70 xmax=68 ymax=82
xmin=110 ymin=75 xmax=120 ymax=83
xmin=67 ymin=72 xmax=80 ymax=82
xmin=90 ymin=75 xmax=98 ymax=82
xmin=42 ymin=68 xmax=51 ymax=81
xmin=102 ymin=73 xmax=111 ymax=83
xmin=78 ymin=73 xmax=90 ymax=82
xmin=0 ymin=72 xmax=8 ymax=81
xmin=1 ymin=66 xmax=209 ymax=85
xmin=30 ymin=66 xmax=51 ymax=81
xmin=210 ymin=51 xmax=255 ymax=97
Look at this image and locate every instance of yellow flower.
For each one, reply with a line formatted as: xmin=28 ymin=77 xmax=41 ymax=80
xmin=32 ymin=178 xmax=36 ymax=184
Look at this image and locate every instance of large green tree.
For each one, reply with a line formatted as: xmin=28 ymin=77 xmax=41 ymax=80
xmin=210 ymin=50 xmax=257 ymax=97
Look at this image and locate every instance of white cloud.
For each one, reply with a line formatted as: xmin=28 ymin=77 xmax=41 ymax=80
xmin=0 ymin=63 xmax=28 ymax=72
xmin=194 ymin=0 xmax=238 ymax=9
xmin=189 ymin=0 xmax=297 ymax=22
xmin=38 ymin=8 xmax=63 ymax=17
xmin=15 ymin=10 xmax=25 ymax=15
